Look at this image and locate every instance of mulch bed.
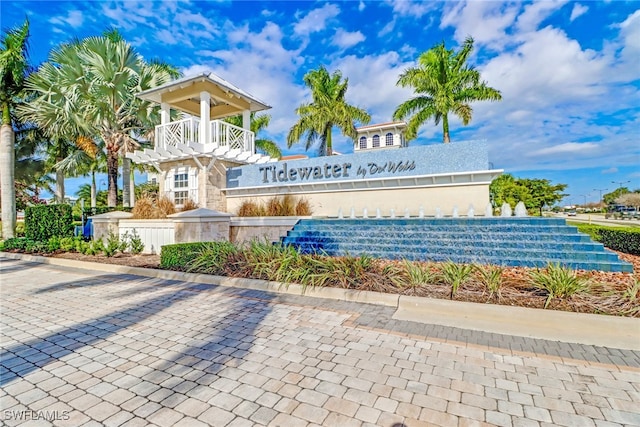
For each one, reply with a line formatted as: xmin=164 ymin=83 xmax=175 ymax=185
xmin=16 ymin=250 xmax=638 ymax=317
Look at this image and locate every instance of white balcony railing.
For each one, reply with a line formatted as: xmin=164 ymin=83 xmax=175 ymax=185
xmin=211 ymin=120 xmax=255 ymax=153
xmin=155 ymin=117 xmax=200 ymax=150
xmin=155 ymin=118 xmax=255 ymax=154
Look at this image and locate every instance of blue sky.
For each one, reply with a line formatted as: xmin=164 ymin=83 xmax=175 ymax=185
xmin=3 ymin=0 xmax=640 ymax=206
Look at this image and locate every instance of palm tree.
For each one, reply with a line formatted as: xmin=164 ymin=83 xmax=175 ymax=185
xmin=288 ymin=66 xmax=370 ymax=156
xmin=20 ymin=31 xmax=177 ymax=207
xmin=225 ymin=112 xmax=282 ymax=159
xmin=55 ymin=137 xmax=106 ymax=208
xmin=393 ymin=37 xmax=502 ymax=143
xmin=0 ymin=19 xmax=29 ymax=239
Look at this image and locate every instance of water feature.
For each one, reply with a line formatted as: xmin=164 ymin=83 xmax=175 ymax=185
xmin=337 ymin=207 xmax=343 ymax=219
xmin=515 ymin=201 xmax=528 ymax=217
xmin=419 ymin=206 xmax=425 ymax=218
xmin=452 ymin=206 xmax=459 ymax=218
xmin=349 ymin=207 xmax=356 ymax=219
xmin=435 ymin=207 xmax=443 ymax=218
xmin=485 ymin=203 xmax=493 ymax=217
xmin=404 ymin=208 xmax=410 ymax=219
xmin=500 ymin=203 xmax=512 ymax=217
xmin=467 ymin=204 xmax=475 ymax=218
xmin=281 ymin=218 xmax=633 ymax=272
xmin=362 ymin=207 xmax=369 ymax=219
xmin=376 ymin=208 xmax=382 ymax=219
xmin=390 ymin=209 xmax=396 ymax=219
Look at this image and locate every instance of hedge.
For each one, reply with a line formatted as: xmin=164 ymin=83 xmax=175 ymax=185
xmin=573 ymin=223 xmax=640 ymax=255
xmin=160 ymin=242 xmax=210 ymax=270
xmin=25 ymin=204 xmax=73 ymax=242
xmin=599 ymin=229 xmax=640 ymax=255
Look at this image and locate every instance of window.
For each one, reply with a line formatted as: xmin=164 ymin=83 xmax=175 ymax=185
xmin=174 ymin=191 xmax=189 ymax=205
xmin=372 ymin=135 xmax=380 ymax=147
xmin=385 ymin=133 xmax=394 ymax=146
xmin=359 ymin=136 xmax=367 ymax=150
xmin=174 ymin=173 xmax=188 ymax=189
xmin=166 ymin=167 xmax=198 ymax=207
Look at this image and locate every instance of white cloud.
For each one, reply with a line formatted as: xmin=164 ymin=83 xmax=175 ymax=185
xmin=332 ymin=29 xmax=365 ymax=49
xmin=516 ymin=0 xmax=566 ymax=33
xmin=602 ymin=167 xmax=619 ymax=174
xmin=293 ymin=4 xmax=340 ymax=36
xmin=49 ymin=10 xmax=84 ymax=28
xmin=440 ymin=1 xmax=520 ymax=48
xmin=183 ymin=21 xmax=306 ymax=142
xmin=530 ymin=142 xmax=598 ymax=157
xmin=358 ymin=1 xmax=366 ymax=12
xmin=387 ymin=0 xmax=435 ymax=18
xmin=569 ymin=3 xmax=588 ymax=22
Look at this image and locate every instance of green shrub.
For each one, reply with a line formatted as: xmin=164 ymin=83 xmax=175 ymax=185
xmin=187 ymin=241 xmax=238 ymax=275
xmin=25 ymin=204 xmax=74 ymax=242
xmin=128 ymin=229 xmax=144 ymax=255
xmin=599 ymin=229 xmax=640 ymax=255
xmin=59 ymin=237 xmax=77 ymax=252
xmin=15 ymin=222 xmax=25 ymax=237
xmin=160 ymin=242 xmax=210 ymax=270
xmin=47 ymin=236 xmax=61 ymax=252
xmin=440 ymin=261 xmax=474 ymax=298
xmin=572 ymin=223 xmax=640 ymax=255
xmin=103 ymin=232 xmax=121 ymax=257
xmin=2 ymin=237 xmax=33 ymax=251
xmin=393 ymin=260 xmax=437 ymax=290
xmin=474 ymin=264 xmax=504 ymax=300
xmin=529 ymin=263 xmax=590 ymax=308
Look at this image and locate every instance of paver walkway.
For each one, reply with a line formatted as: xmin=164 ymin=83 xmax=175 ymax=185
xmin=1 ymin=256 xmax=639 ymax=426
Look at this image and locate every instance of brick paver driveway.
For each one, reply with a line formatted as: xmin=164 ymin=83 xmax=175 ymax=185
xmin=1 ymin=257 xmax=639 ymax=426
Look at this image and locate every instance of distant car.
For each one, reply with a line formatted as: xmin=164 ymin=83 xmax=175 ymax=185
xmin=567 ymin=210 xmax=577 ymax=216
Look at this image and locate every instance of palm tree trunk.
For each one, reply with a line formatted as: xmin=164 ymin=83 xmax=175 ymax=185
xmin=129 ymin=169 xmax=135 ymax=207
xmin=122 ymin=156 xmax=131 ymax=207
xmin=91 ymin=172 xmax=97 ymax=208
xmin=326 ymin=129 xmax=333 ymax=156
xmin=55 ymin=157 xmax=65 ymax=203
xmin=443 ymin=114 xmax=451 ymax=143
xmin=0 ymin=123 xmax=16 ymax=238
xmin=107 ymin=149 xmax=118 ymax=207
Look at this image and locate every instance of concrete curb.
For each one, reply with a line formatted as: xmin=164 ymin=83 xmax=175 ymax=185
xmin=395 ymin=296 xmax=640 ymax=350
xmin=2 ymin=252 xmax=638 ymax=350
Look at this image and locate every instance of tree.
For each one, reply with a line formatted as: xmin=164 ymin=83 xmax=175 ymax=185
xmin=20 ymin=31 xmax=177 ymax=207
xmin=603 ymin=187 xmax=630 ymax=206
xmin=615 ymin=192 xmax=640 ymax=208
xmin=519 ymin=178 xmax=567 ymax=216
xmin=393 ymin=37 xmax=502 ymax=142
xmin=0 ymin=18 xmax=29 ymax=239
xmin=489 ymin=174 xmax=530 ymax=210
xmin=225 ymin=112 xmax=282 ymax=159
xmin=490 ymin=174 xmax=567 ymax=216
xmin=288 ymin=66 xmax=370 ymax=156
xmin=55 ymin=137 xmax=106 ymax=208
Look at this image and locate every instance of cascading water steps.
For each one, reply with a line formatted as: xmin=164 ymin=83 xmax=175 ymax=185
xmin=280 ymin=218 xmax=633 ymax=273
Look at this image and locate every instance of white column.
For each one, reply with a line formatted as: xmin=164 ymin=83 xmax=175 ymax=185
xmin=242 ymin=110 xmax=250 ymax=130
xmin=160 ymin=102 xmax=170 ymax=125
xmin=200 ymin=91 xmax=211 ymax=145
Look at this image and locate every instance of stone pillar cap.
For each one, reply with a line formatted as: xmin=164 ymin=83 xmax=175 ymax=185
xmin=168 ymin=208 xmax=232 ymax=218
xmin=89 ymin=211 xmax=134 ymax=219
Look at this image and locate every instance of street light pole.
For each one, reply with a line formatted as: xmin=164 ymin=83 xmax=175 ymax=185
xmin=593 ymin=188 xmax=608 ymax=207
xmin=611 ymin=180 xmax=630 ymax=189
xmin=578 ymin=194 xmax=588 ymax=207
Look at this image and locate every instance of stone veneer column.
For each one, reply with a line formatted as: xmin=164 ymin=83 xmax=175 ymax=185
xmin=168 ymin=208 xmax=231 ymax=243
xmin=89 ymin=211 xmax=134 ymax=242
xmin=203 ymin=159 xmax=228 ymax=212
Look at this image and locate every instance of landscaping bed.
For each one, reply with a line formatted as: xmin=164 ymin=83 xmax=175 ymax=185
xmin=36 ymin=245 xmax=638 ymax=318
